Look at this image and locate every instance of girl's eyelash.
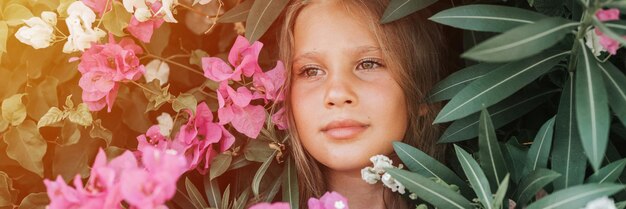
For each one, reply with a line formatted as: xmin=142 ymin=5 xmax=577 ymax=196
xmin=357 ymin=58 xmax=385 ymax=69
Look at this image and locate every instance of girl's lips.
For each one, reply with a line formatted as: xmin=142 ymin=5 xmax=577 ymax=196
xmin=322 ymin=125 xmax=369 ymax=140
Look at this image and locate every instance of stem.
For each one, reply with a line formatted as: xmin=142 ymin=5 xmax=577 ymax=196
xmin=166 ymin=54 xmax=191 ymax=60
xmin=96 ymin=0 xmax=113 ymax=29
xmin=567 ymin=4 xmax=597 ymax=72
xmin=146 ymin=54 xmax=206 ymax=77
xmin=204 ymin=0 xmax=224 ymax=34
xmin=129 ymin=80 xmax=163 ymax=97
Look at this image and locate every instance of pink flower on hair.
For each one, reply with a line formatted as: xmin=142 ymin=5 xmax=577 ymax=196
xmin=253 ymin=61 xmax=286 ymax=102
xmin=249 ymin=202 xmax=291 ymax=209
xmin=229 ymin=35 xmax=263 ymax=77
xmin=216 ymin=82 xmax=265 ymax=138
xmin=596 ymin=8 xmax=620 ymax=21
xmin=78 ymin=34 xmax=145 ymax=112
xmin=127 ymin=1 xmax=164 ymax=43
xmin=308 ymin=191 xmax=349 ymax=209
xmin=202 ymin=57 xmax=243 ymax=82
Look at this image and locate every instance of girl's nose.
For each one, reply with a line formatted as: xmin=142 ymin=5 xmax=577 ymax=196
xmin=324 ymin=73 xmax=357 ymax=108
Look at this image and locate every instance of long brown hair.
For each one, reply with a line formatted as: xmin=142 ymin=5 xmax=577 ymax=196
xmin=278 ymin=0 xmax=450 ymax=208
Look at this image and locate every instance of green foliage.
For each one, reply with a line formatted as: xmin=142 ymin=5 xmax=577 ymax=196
xmin=430 ymin=5 xmax=547 ymax=33
xmin=245 ymin=0 xmax=289 ymax=43
xmin=102 ymin=1 xmax=130 ymax=37
xmin=380 ymin=0 xmax=438 ymax=24
xmin=3 ymin=120 xmax=46 ymax=177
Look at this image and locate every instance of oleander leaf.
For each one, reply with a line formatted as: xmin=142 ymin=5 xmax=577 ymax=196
xmin=525 ymin=183 xmax=625 ymax=209
xmin=513 ymin=168 xmax=561 ymax=205
xmin=454 ymin=145 xmax=493 ymax=209
xmin=594 ymin=18 xmax=626 ymax=47
xmin=492 ymin=174 xmax=510 ymax=209
xmin=252 ymin=150 xmax=277 ymax=196
xmin=596 ymin=61 xmax=626 ymax=128
xmin=203 ymin=177 xmax=221 ymax=208
xmin=218 ymin=0 xmax=253 ymax=23
xmin=427 ymin=63 xmax=501 ymax=102
xmin=524 ymin=116 xmax=556 ymax=175
xmin=185 ymin=177 xmax=209 ymax=209
xmin=478 ymin=109 xmax=508 ymax=188
xmin=380 ymin=0 xmax=438 ymax=24
xmin=430 ymin=4 xmax=547 ymax=32
xmin=210 ymin=154 xmax=232 ymax=180
xmin=282 ymin=157 xmax=299 ymax=209
xmin=586 ymin=159 xmax=626 ymax=184
xmin=245 ymin=0 xmax=289 ymax=43
xmin=385 ymin=168 xmax=473 ymax=209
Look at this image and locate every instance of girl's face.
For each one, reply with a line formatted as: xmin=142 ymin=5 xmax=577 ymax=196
xmin=290 ymin=1 xmax=408 ymax=171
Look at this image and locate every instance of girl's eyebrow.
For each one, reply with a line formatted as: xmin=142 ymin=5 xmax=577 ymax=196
xmin=292 ymin=46 xmax=381 ymax=64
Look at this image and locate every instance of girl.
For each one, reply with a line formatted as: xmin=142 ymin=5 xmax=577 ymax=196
xmin=278 ymin=0 xmax=452 ymax=208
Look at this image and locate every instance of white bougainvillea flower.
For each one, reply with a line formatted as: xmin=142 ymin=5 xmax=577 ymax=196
xmin=360 ymin=167 xmax=380 ymax=184
xmin=585 ymin=29 xmax=606 ymax=57
xmin=156 ymin=0 xmax=178 ymax=23
xmin=196 ymin=0 xmax=213 ymax=5
xmin=15 ymin=12 xmax=56 ymax=49
xmin=381 ymin=173 xmax=405 ymax=194
xmin=584 ymin=196 xmax=617 ymax=209
xmin=370 ymin=154 xmax=393 ymax=173
xmin=144 ymin=59 xmax=170 ymax=86
xmin=123 ymin=0 xmax=148 ymax=13
xmin=156 ymin=112 xmax=174 ymax=136
xmin=63 ymin=1 xmax=105 ymax=53
xmin=134 ymin=7 xmax=153 ymax=22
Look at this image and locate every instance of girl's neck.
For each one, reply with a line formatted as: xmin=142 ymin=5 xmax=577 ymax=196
xmin=326 ymin=168 xmax=386 ymax=209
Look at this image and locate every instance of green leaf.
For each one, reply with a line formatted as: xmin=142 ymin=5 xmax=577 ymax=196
xmin=233 ymin=187 xmax=250 ymax=209
xmin=185 ymin=177 xmax=209 ymax=209
xmin=221 ymin=184 xmax=230 ymax=209
xmin=0 ymin=171 xmax=17 ymax=207
xmin=478 ymin=109 xmax=508 ymax=189
xmin=575 ymin=40 xmax=610 ymax=171
xmin=525 ymin=183 xmax=625 ymax=209
xmin=189 ymin=49 xmax=209 ymax=67
xmin=0 ymin=21 xmax=7 ymax=54
xmin=380 ymin=0 xmax=437 ymax=24
xmin=89 ymin=119 xmax=112 ymax=147
xmin=524 ymin=116 xmax=556 ymax=174
xmin=393 ymin=142 xmax=472 ymax=197
xmin=173 ymin=188 xmax=201 ymax=209
xmin=503 ymin=137 xmax=527 ymax=183
xmin=53 ymin=132 xmax=99 ymax=181
xmin=102 ymin=1 xmax=130 ymax=37
xmin=210 ymin=154 xmax=232 ymax=180
xmin=462 ymin=17 xmax=576 ymax=62
xmin=454 ymin=145 xmax=493 ymax=209
xmin=145 ymin=23 xmax=170 ymax=56
xmin=263 ymin=171 xmax=283 ymax=203
xmin=18 ymin=192 xmax=49 ymax=209
xmin=605 ymin=20 xmax=626 ymax=35
xmin=385 ymin=168 xmax=473 ymax=209
xmin=26 ymin=76 xmax=59 ymax=121
xmin=552 ymin=73 xmax=586 ymax=190
xmin=3 ymin=3 xmax=33 ymax=26
xmin=60 ymin=120 xmax=80 ymax=146
xmin=252 ymin=150 xmax=277 ymax=196
xmin=532 ymin=0 xmax=565 ymax=16
xmin=203 ymin=177 xmax=221 ymax=209
xmin=492 ymin=174 xmax=510 ymax=209
xmin=440 ymin=87 xmax=558 ymax=142
xmin=594 ymin=17 xmax=626 ymax=47
xmin=227 ymin=155 xmax=252 ymax=170
xmin=586 ymin=159 xmax=626 ymax=184
xmin=429 ymin=5 xmax=547 ymax=33
xmin=37 ymin=107 xmax=65 ymax=128
xmin=245 ymin=0 xmax=289 ymax=43
xmin=282 ymin=157 xmax=299 ymax=209
xmin=218 ymin=0 xmax=253 ymax=23
xmin=596 ymin=61 xmax=626 ymax=128
xmin=64 ymin=95 xmax=74 ymax=109
xmin=68 ymin=103 xmax=92 ymax=126
xmin=2 ymin=93 xmax=27 ymax=126
xmin=244 ymin=139 xmax=274 ymax=162
xmin=427 ymin=63 xmax=501 ymax=102
xmin=617 ymin=201 xmax=626 ymax=209
xmin=172 ymin=93 xmax=197 ymax=114
xmin=3 ymin=120 xmax=46 ymax=177
xmin=513 ymin=168 xmax=561 ymax=206
xmin=434 ymin=50 xmax=568 ymax=123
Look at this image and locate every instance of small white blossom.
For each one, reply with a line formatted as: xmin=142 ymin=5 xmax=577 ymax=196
xmin=63 ymin=1 xmax=105 ymax=53
xmin=134 ymin=7 xmax=153 ymax=22
xmin=334 ymin=200 xmax=346 ymax=209
xmin=145 ymin=59 xmax=170 ymax=86
xmin=370 ymin=154 xmax=393 ymax=173
xmin=381 ymin=173 xmax=405 ymax=194
xmin=156 ymin=0 xmax=178 ymax=23
xmin=40 ymin=11 xmax=57 ymax=25
xmin=409 ymin=193 xmax=418 ymax=200
xmin=583 ymin=196 xmax=617 ymax=209
xmin=157 ymin=112 xmax=174 ymax=136
xmin=585 ymin=29 xmax=606 ymax=57
xmin=361 ymin=167 xmax=380 ymax=184
xmin=15 ymin=15 xmax=55 ymax=49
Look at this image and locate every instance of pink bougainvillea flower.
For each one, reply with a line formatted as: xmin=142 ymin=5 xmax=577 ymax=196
xmin=81 ymin=0 xmax=112 ymax=17
xmin=202 ymin=57 xmax=242 ymax=82
xmin=228 ymin=35 xmax=263 ymax=77
xmin=596 ymin=8 xmax=620 ymax=21
xmin=308 ymin=191 xmax=349 ymax=209
xmin=253 ymin=61 xmax=286 ymax=102
xmin=78 ymin=34 xmax=145 ymax=112
xmin=271 ymin=107 xmax=287 ymax=130
xmin=44 ymin=176 xmax=82 ymax=209
xmin=127 ymin=1 xmax=164 ymax=43
xmin=249 ymin=202 xmax=291 ymax=209
xmin=593 ymin=8 xmax=624 ymax=55
xmin=215 ymin=82 xmax=265 ymax=138
xmin=599 ymin=34 xmax=624 ymax=55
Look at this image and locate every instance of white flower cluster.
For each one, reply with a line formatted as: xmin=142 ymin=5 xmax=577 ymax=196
xmin=123 ymin=0 xmax=190 ymax=23
xmin=583 ymin=196 xmax=617 ymax=209
xmin=360 ymin=155 xmax=405 ymax=194
xmin=15 ymin=11 xmax=57 ymax=49
xmin=585 ymin=29 xmax=607 ymax=57
xmin=63 ymin=1 xmax=106 ymax=53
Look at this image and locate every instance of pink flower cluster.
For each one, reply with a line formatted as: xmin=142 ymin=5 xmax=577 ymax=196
xmin=250 ymin=191 xmax=349 ymax=209
xmin=44 ymin=147 xmax=187 ymax=209
xmin=127 ymin=1 xmax=165 ymax=43
xmin=202 ymin=35 xmax=287 ymax=138
xmin=595 ymin=8 xmax=624 ymax=55
xmin=78 ymin=35 xmax=145 ymax=112
xmin=137 ymin=102 xmax=235 ymax=173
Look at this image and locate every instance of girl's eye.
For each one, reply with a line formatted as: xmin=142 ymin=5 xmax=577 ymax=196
xmin=357 ymin=58 xmax=384 ymax=70
xmin=299 ymin=66 xmax=325 ymax=78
